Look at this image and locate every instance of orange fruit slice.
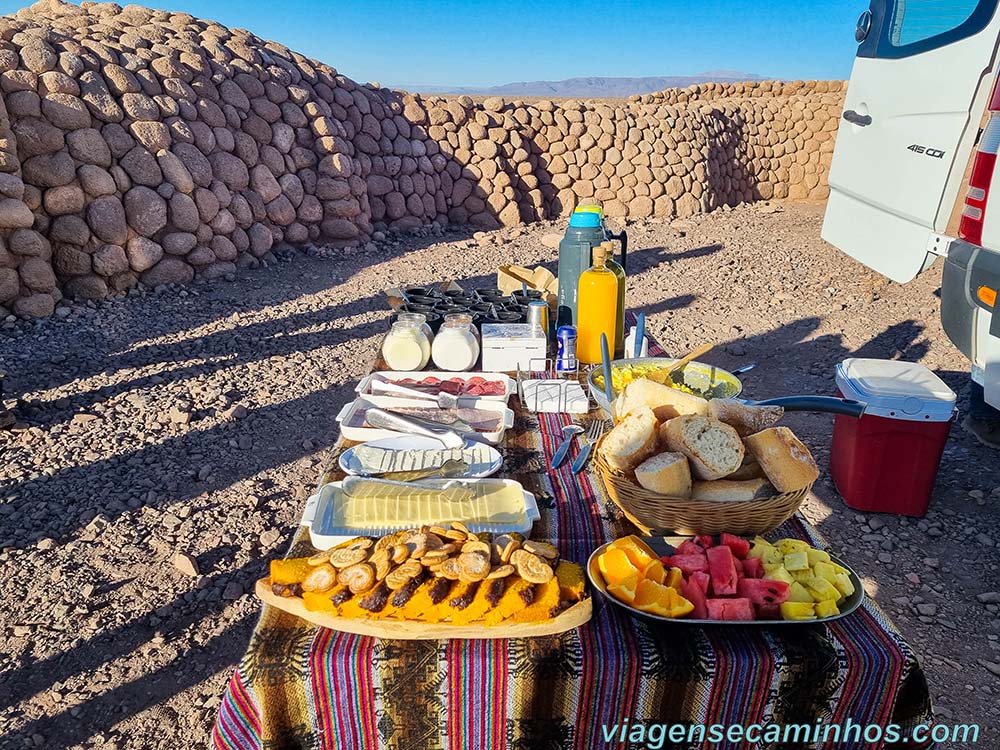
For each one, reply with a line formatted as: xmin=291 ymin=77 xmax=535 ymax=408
xmin=632 ymin=579 xmax=695 ymax=618
xmin=665 ymin=567 xmax=684 ymax=592
xmin=642 ymin=558 xmax=666 ymax=585
xmin=607 ymin=580 xmax=638 ymax=604
xmin=598 ymin=548 xmax=641 ymax=587
xmin=608 ymin=536 xmax=656 ymax=569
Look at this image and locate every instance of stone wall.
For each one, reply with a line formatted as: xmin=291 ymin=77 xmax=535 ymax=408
xmin=0 ymin=0 xmax=847 ymax=317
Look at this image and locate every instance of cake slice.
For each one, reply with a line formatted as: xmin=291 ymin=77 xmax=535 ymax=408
xmin=508 ymin=578 xmax=561 ymax=623
xmin=555 ymin=561 xmax=586 ymax=603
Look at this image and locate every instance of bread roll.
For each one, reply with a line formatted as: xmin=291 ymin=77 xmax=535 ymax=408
xmin=707 ymin=399 xmax=784 ymax=437
xmin=598 ymin=407 xmax=658 ymax=473
xmin=634 ymin=452 xmax=692 ymax=496
xmin=726 ymin=453 xmax=765 ymax=481
xmin=691 ymin=477 xmax=775 ymax=502
xmin=659 ymin=415 xmax=745 ymax=480
xmin=743 ymin=426 xmax=820 ymax=492
xmin=612 ymin=378 xmax=708 ymax=421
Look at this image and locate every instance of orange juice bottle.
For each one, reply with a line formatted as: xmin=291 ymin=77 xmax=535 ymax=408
xmin=576 ymin=244 xmax=619 ymax=365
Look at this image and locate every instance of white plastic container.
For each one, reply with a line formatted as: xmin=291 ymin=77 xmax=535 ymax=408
xmin=481 ymin=323 xmax=547 ymax=372
xmin=335 ymin=395 xmax=515 ymax=444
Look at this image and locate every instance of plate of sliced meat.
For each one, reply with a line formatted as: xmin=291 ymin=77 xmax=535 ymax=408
xmin=356 ymin=371 xmax=514 ymax=401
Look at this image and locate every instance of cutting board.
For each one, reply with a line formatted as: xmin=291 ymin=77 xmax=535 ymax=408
xmin=256 ymin=578 xmax=593 ymax=640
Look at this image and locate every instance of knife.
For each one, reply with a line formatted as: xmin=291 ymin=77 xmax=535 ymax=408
xmin=365 ymin=408 xmax=466 ymax=448
xmin=370 ymin=379 xmax=461 ymax=408
xmin=570 ymin=440 xmax=593 ymax=474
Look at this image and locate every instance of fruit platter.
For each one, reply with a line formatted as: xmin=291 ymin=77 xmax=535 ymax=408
xmin=587 ymin=534 xmax=864 ymax=624
xmin=257 ymin=523 xmax=592 ymax=639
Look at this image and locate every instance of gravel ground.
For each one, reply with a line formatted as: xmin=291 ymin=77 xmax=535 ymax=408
xmin=1 ymin=201 xmax=999 ymax=749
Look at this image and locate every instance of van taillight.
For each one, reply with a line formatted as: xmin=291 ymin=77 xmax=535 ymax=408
xmin=959 ymin=83 xmax=1000 ymax=246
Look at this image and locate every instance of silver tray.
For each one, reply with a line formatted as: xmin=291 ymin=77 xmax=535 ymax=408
xmin=587 ymin=535 xmax=865 ymax=626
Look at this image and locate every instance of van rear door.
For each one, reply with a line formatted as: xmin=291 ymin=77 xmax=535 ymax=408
xmin=822 ymin=0 xmax=1000 ymax=283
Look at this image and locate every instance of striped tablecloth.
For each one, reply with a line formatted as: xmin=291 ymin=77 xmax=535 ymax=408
xmin=213 ymin=338 xmax=935 ymax=750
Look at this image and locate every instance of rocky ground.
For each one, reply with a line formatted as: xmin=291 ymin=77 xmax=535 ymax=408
xmin=1 ymin=201 xmax=998 ymax=749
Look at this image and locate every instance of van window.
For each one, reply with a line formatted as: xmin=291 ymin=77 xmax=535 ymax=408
xmin=859 ymin=0 xmax=999 ymax=58
xmin=891 ymin=0 xmax=981 ymax=46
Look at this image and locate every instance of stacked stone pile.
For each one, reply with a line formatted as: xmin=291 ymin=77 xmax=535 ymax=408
xmin=0 ymin=0 xmax=846 ymax=317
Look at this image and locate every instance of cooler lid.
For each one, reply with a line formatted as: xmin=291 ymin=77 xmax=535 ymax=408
xmin=836 ymin=358 xmax=956 ymax=422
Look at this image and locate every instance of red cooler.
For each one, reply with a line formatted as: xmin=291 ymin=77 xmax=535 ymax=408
xmin=830 ymin=358 xmax=956 ymax=517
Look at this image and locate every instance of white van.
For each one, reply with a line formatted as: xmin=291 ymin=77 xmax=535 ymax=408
xmin=822 ymin=0 xmax=1000 ymax=413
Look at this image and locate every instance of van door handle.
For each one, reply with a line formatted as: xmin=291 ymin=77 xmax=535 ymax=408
xmin=843 ymin=109 xmax=872 ymax=126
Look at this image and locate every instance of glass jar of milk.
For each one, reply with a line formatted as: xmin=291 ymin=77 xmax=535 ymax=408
xmin=432 ymin=314 xmax=480 ymax=371
xmin=396 ymin=312 xmax=434 ymax=342
xmin=382 ymin=320 xmax=430 ymax=371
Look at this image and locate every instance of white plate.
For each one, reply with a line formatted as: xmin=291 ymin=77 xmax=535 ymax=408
xmin=338 ymin=435 xmax=503 ymax=478
xmin=356 ymin=371 xmax=514 ymax=402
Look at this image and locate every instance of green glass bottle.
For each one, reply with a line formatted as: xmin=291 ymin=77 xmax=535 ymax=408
xmin=600 ymin=242 xmax=626 ymax=358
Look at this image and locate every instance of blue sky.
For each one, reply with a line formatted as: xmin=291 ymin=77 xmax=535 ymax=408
xmin=0 ymin=0 xmax=865 ymax=86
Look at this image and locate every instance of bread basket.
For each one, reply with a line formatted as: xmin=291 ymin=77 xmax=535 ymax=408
xmin=592 ymin=436 xmax=809 ymax=536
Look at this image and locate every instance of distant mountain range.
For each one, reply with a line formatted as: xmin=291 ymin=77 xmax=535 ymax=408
xmin=408 ymin=71 xmax=769 ymax=98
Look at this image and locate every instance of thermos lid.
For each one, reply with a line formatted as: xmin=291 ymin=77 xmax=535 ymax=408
xmin=569 ymin=209 xmax=601 ymax=228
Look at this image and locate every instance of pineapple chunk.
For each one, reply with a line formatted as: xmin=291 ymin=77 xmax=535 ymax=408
xmin=815 ymin=599 xmax=840 ymax=618
xmin=763 ymin=565 xmax=795 ymax=585
xmin=831 ymin=562 xmax=851 ymax=577
xmin=747 ymin=537 xmax=778 ymax=560
xmin=776 ymin=538 xmax=811 ymax=556
xmin=783 ymin=551 xmax=810 ymax=572
xmin=813 ymin=561 xmax=839 ymax=583
xmin=791 ymin=569 xmax=815 ymax=584
xmin=780 ymin=601 xmax=817 ymax=621
xmin=806 ymin=577 xmax=841 ymax=603
xmin=788 ymin=582 xmax=814 ymax=603
xmin=807 ymin=548 xmax=831 ymax=565
xmin=831 ymin=573 xmax=855 ymax=599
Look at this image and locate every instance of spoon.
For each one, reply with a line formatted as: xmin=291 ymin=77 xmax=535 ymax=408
xmin=550 ymin=423 xmax=584 ymax=470
xmin=667 ymin=342 xmax=715 ymax=384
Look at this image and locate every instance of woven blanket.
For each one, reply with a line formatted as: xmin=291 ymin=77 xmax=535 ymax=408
xmin=213 ymin=333 xmax=935 ymax=750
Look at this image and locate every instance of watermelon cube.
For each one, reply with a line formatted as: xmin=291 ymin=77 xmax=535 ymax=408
xmin=691 ymin=571 xmax=711 ymax=595
xmin=680 ymin=577 xmax=709 ymax=619
xmin=737 ymin=578 xmax=791 ymax=606
xmin=695 ymin=535 xmax=715 ymax=549
xmin=755 ymin=603 xmax=782 ymax=620
xmin=706 ymin=597 xmax=755 ymax=621
xmin=706 ymin=545 xmax=739 ymax=596
xmin=666 ymin=554 xmax=709 ymax=576
xmin=742 ymin=557 xmax=764 ymax=579
xmin=675 ymin=540 xmax=706 ymax=557
xmin=720 ymin=533 xmax=751 ymax=559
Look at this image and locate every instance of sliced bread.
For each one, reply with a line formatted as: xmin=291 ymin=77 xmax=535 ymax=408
xmin=612 ymin=378 xmax=709 ymax=422
xmin=598 ymin=406 xmax=658 ymax=473
xmin=634 ymin=451 xmax=692 ymax=496
xmin=743 ymin=426 xmax=820 ymax=492
xmin=707 ymin=399 xmax=784 ymax=437
xmin=726 ymin=453 xmax=765 ymax=481
xmin=659 ymin=415 xmax=745 ymax=480
xmin=691 ymin=477 xmax=775 ymax=502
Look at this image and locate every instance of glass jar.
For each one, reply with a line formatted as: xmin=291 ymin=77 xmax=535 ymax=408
xmin=397 ymin=312 xmax=434 ymax=342
xmin=431 ymin=315 xmax=480 ymax=372
xmin=382 ymin=321 xmax=430 ymax=371
xmin=445 ymin=311 xmax=480 ymax=342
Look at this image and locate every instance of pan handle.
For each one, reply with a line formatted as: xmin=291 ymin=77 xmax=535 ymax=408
xmin=754 ymin=395 xmax=867 ymax=417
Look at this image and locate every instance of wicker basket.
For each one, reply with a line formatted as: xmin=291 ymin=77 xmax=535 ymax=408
xmin=593 ymin=437 xmax=809 ymax=536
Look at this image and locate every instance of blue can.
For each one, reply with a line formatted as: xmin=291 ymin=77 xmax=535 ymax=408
xmin=556 ymin=325 xmax=577 ymax=373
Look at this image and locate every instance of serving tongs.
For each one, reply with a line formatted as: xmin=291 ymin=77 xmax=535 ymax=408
xmin=365 ymin=407 xmax=472 ymax=448
xmin=370 ymin=378 xmax=461 ymax=408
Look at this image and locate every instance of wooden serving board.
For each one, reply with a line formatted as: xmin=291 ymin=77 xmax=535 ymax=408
xmin=256 ymin=578 xmax=593 ymax=640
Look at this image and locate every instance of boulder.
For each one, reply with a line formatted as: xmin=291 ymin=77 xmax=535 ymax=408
xmin=9 ymin=229 xmax=50 ymax=258
xmin=87 ymin=195 xmax=128 ymax=245
xmin=41 ymin=93 xmax=92 ymax=129
xmin=13 ymin=293 xmax=55 ymax=318
xmin=0 ymin=267 xmax=18 ymax=303
xmin=12 ymin=117 xmax=65 ymax=157
xmin=120 ymin=146 xmax=163 ymax=186
xmin=19 ymin=257 xmax=57 ymax=291
xmin=65 ymin=274 xmax=108 ymax=300
xmin=44 ymin=185 xmax=86 ymax=216
xmin=66 ymin=127 xmax=112 ymax=166
xmin=78 ymin=165 xmax=117 ymax=196
xmin=0 ymin=199 xmax=34 ymax=229
xmin=162 ymin=232 xmax=197 ymax=255
xmin=141 ymin=257 xmax=194 ymax=286
xmin=126 ymin=237 xmax=164 ymax=273
xmin=124 ymin=186 xmax=168 ymax=236
xmin=157 ymin=149 xmax=194 ymax=193
xmin=92 ymin=244 xmax=129 ymax=276
xmin=168 ymin=192 xmax=200 ymax=231
xmin=250 ymin=165 xmax=281 ymax=203
xmin=51 ymin=216 xmax=91 ymax=245
xmin=54 ymin=245 xmax=92 ymax=276
xmin=209 ymin=152 xmax=249 ymax=190
xmin=22 ymin=152 xmax=76 ymax=187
